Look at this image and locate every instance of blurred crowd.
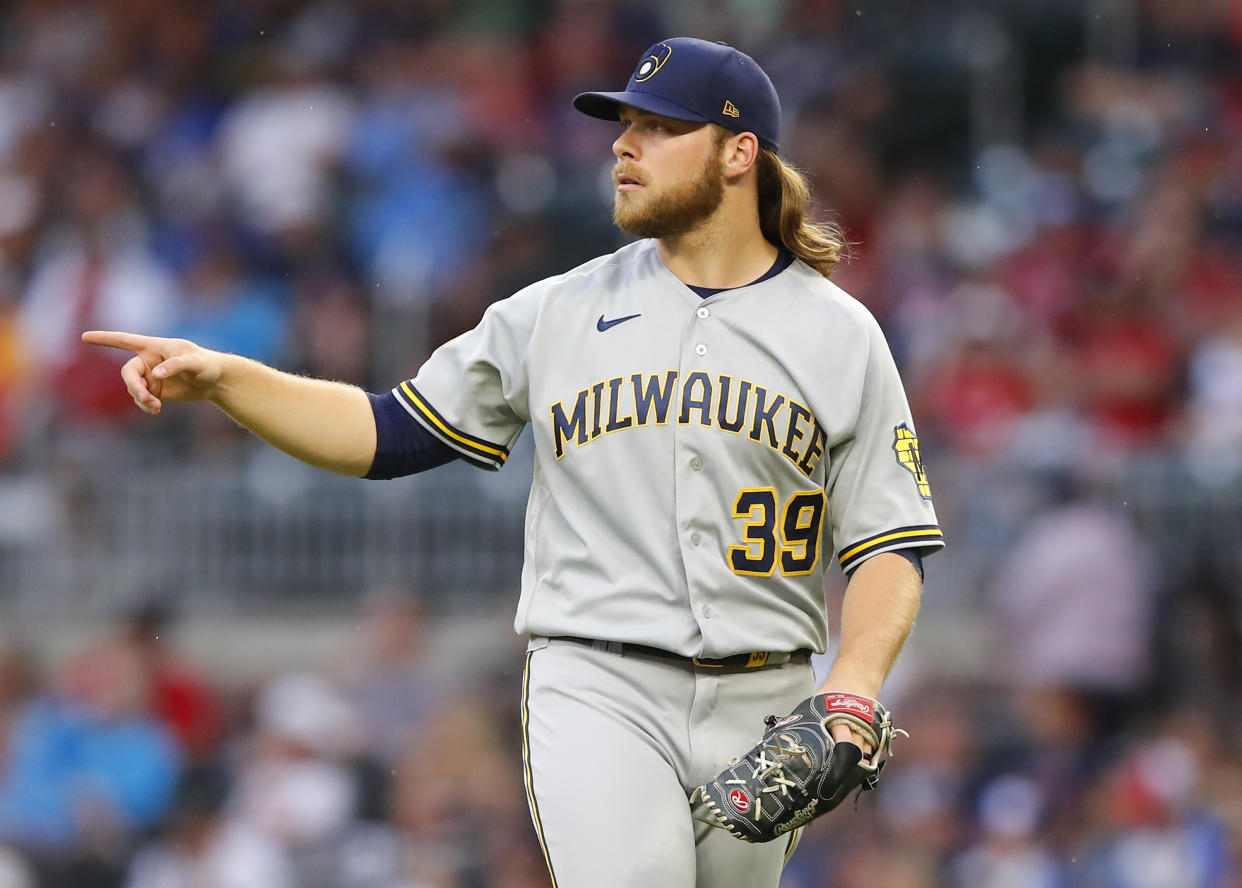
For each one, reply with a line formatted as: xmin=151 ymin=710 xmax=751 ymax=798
xmin=1 ymin=0 xmax=1241 ymax=885
xmin=0 ymin=587 xmax=1239 ymax=888
xmin=0 ymin=593 xmax=548 ymax=888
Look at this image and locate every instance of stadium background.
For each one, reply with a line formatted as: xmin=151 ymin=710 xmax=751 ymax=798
xmin=0 ymin=0 xmax=1240 ymax=885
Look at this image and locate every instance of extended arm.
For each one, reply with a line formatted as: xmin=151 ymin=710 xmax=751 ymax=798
xmin=82 ymin=331 xmax=376 ymax=476
xmin=820 ymin=550 xmax=922 ymax=751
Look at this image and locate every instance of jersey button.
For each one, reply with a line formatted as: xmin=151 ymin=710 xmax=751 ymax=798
xmin=690 ymin=457 xmax=703 ymax=471
xmin=695 ymin=343 xmax=708 ymax=356
xmin=696 ymin=307 xmax=710 ymax=319
xmin=690 ymin=532 xmax=702 ymax=546
xmin=701 ymin=605 xmax=713 ymax=618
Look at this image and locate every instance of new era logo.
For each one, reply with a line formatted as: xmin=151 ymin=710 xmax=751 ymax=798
xmin=722 ymin=100 xmax=740 ymax=118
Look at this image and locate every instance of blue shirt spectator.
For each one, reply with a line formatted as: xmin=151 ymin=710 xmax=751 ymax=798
xmin=0 ymin=696 xmax=180 ymax=848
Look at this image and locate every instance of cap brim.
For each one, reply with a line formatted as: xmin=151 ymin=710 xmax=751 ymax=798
xmin=573 ymin=90 xmax=712 ymax=125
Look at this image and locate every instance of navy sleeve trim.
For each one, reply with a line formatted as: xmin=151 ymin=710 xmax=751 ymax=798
xmin=392 ymin=381 xmax=510 ymax=470
xmin=365 ymin=391 xmax=460 ymax=479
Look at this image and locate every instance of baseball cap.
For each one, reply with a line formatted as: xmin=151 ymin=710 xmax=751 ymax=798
xmin=574 ymin=38 xmax=781 ymax=151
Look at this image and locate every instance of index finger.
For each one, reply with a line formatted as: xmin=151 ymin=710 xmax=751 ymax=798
xmin=829 ymin=723 xmax=854 ymax=744
xmin=81 ymin=330 xmax=161 ymax=354
xmin=830 ymin=722 xmax=873 ymax=754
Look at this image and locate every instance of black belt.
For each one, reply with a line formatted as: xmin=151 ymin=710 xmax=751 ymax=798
xmin=552 ymin=636 xmax=811 ymax=674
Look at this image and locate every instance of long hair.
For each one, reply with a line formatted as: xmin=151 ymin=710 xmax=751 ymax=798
xmin=754 ymin=148 xmax=847 ymax=279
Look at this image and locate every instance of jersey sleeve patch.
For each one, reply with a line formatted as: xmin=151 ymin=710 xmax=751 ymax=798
xmin=892 ymin=423 xmax=932 ymax=500
xmin=394 ymin=381 xmax=510 ymax=470
xmin=838 ymin=525 xmax=944 ymax=574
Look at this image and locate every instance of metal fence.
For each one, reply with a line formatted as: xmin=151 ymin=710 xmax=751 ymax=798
xmin=0 ymin=440 xmax=536 ymax=619
xmin=1 ymin=441 xmax=1240 ymax=622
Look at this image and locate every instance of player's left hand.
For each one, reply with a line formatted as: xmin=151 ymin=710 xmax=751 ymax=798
xmin=689 ymin=692 xmax=903 ymax=843
xmin=828 ymin=720 xmax=874 ymax=759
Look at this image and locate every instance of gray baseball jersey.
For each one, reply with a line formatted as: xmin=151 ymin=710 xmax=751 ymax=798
xmin=390 ymin=238 xmax=943 ymax=657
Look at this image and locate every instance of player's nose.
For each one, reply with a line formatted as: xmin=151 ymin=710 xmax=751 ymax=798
xmin=612 ymin=128 xmax=639 ymax=161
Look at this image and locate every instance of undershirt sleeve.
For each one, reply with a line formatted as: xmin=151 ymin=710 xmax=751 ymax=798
xmin=364 ymin=391 xmax=459 ymax=479
xmin=845 ymin=547 xmax=924 ymax=581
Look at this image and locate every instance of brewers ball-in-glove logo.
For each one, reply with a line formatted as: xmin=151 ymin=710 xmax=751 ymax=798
xmin=892 ymin=423 xmax=932 ymax=500
xmin=690 ymin=692 xmax=904 ymax=843
xmin=633 ymin=43 xmax=673 ymax=82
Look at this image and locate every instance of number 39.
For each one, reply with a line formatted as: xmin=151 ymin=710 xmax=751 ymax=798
xmin=728 ymin=488 xmax=826 ymax=577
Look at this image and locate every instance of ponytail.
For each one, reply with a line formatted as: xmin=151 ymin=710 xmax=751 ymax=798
xmin=755 ymin=149 xmax=846 ymax=279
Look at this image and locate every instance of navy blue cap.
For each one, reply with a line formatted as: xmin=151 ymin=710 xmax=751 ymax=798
xmin=574 ymin=38 xmax=781 ymax=151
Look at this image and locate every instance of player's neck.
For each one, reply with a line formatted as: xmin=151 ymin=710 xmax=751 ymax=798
xmin=656 ymin=205 xmax=778 ymax=291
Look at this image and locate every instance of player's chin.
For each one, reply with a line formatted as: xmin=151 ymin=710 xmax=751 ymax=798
xmin=613 ymin=189 xmax=640 ymax=210
xmin=612 ymin=194 xmax=653 ymax=233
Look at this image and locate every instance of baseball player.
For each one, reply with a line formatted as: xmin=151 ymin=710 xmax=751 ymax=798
xmin=85 ymin=37 xmax=942 ymax=888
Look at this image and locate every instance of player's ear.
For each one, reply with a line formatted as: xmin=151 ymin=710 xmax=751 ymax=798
xmin=720 ymin=129 xmax=760 ymax=180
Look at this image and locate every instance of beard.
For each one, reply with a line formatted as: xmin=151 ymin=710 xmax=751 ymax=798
xmin=613 ymin=150 xmax=726 ymax=239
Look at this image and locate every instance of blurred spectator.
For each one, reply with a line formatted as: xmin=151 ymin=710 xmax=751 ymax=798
xmin=870 ymin=689 xmax=975 ymax=862
xmin=0 ymin=847 xmax=33 ymax=888
xmin=17 ymin=145 xmax=180 ymax=427
xmin=289 ymin=267 xmax=372 ymax=386
xmin=1182 ymin=301 xmax=1242 ymax=482
xmin=228 ymin=671 xmax=360 ymax=887
xmin=165 ymin=238 xmax=293 ymax=457
xmin=0 ymin=302 xmax=21 ymax=464
xmin=987 ymin=488 xmax=1154 ymax=697
xmin=985 ymin=486 xmax=1157 ymax=838
xmin=216 ymin=52 xmax=354 ymax=247
xmin=1071 ymin=288 xmax=1181 ymax=451
xmin=918 ymin=300 xmax=1034 ymax=460
xmin=343 ymin=51 xmax=491 ymax=304
xmin=0 ymin=649 xmax=180 ymax=884
xmin=0 ymin=641 xmax=37 ymax=884
xmin=828 ymin=843 xmax=938 ymax=888
xmin=125 ymin=764 xmax=292 ymax=888
xmin=340 ymin=587 xmax=441 ymax=767
xmin=382 ymin=694 xmax=527 ymax=888
xmin=1076 ymin=737 xmax=1235 ymax=888
xmin=60 ymin=601 xmax=223 ymax=762
xmin=0 ymin=639 xmax=36 ymax=746
xmin=949 ymin=776 xmax=1063 ymax=888
xmin=169 ymin=237 xmax=289 ymax=367
xmin=997 ymin=223 xmax=1092 ymax=339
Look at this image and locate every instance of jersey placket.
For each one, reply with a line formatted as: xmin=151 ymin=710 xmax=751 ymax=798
xmin=674 ymin=298 xmax=721 ymax=648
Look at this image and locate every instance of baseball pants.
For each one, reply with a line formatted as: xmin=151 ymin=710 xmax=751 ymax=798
xmin=521 ymin=635 xmax=816 ymax=888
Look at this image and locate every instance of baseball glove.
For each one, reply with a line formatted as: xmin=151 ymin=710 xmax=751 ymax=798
xmin=689 ymin=692 xmax=903 ymax=843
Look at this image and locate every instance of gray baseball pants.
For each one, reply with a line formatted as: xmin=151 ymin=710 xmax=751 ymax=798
xmin=521 ymin=635 xmax=816 ymax=888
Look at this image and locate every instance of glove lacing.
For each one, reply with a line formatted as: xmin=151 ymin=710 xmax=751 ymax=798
xmin=724 ymin=732 xmax=809 ymax=821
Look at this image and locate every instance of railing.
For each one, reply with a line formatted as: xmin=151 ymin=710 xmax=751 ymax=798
xmin=0 ymin=441 xmax=536 ymax=618
xmin=2 ymin=442 xmax=1240 ymax=620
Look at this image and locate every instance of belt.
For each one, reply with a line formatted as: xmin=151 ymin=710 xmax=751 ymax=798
xmin=551 ymin=636 xmax=811 ymax=674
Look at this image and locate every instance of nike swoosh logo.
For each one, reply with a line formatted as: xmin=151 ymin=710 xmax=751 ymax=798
xmin=597 ymin=313 xmax=642 ymax=332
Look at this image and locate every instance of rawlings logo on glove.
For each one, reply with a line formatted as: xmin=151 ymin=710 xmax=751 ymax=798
xmin=689 ymin=692 xmax=903 ymax=843
xmin=821 ymin=693 xmax=874 ymax=719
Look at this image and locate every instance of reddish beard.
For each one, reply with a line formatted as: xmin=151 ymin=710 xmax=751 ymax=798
xmin=613 ymin=149 xmax=726 ymax=239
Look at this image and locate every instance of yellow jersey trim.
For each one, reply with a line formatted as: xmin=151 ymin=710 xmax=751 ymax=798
xmin=397 ymin=381 xmax=508 ymax=465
